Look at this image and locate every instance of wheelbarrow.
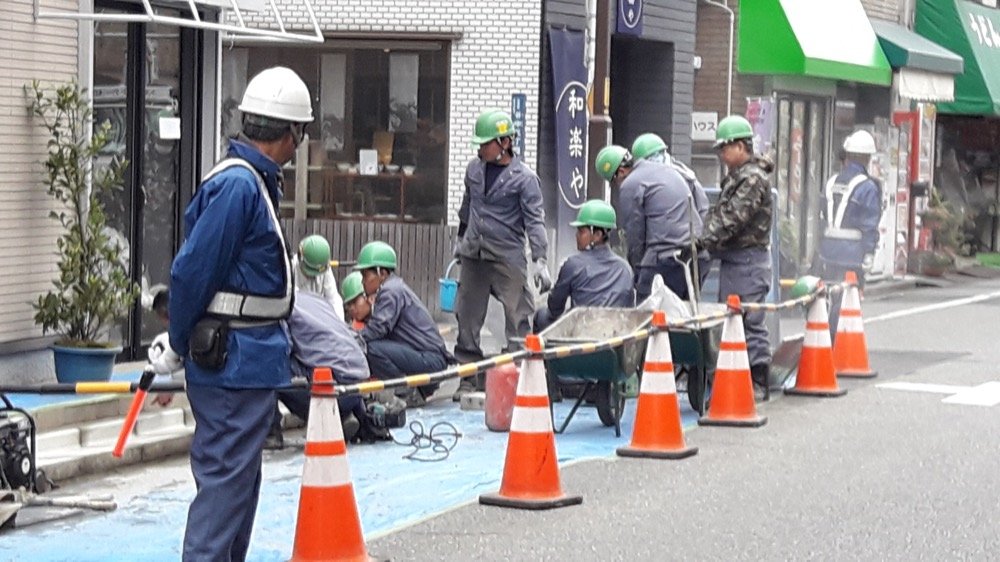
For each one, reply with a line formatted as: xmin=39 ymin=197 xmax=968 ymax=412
xmin=539 ymin=308 xmax=652 ymax=437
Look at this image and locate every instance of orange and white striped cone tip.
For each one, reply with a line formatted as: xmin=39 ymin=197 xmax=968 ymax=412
xmin=833 ymin=271 xmax=877 ymax=378
xmin=785 ymin=293 xmax=848 ymax=397
xmin=698 ymin=295 xmax=767 ymax=428
xmin=479 ymin=334 xmax=583 ymax=510
xmin=290 ymin=368 xmax=372 ymax=562
xmin=617 ymin=310 xmax=698 ymax=459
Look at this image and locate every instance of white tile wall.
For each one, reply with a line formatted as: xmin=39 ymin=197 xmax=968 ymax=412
xmin=249 ymin=1 xmax=543 ymax=225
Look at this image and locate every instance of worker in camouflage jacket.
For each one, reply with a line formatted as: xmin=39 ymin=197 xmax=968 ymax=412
xmin=699 ymin=115 xmax=774 ymax=397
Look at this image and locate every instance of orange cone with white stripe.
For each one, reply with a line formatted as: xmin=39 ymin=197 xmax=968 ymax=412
xmin=833 ymin=271 xmax=877 ymax=378
xmin=785 ymin=292 xmax=848 ymax=397
xmin=290 ymin=367 xmax=371 ymax=562
xmin=617 ymin=311 xmax=698 ymax=459
xmin=479 ymin=334 xmax=583 ymax=510
xmin=698 ymin=295 xmax=767 ymax=428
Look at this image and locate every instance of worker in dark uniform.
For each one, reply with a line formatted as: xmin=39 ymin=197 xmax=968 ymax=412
xmin=453 ymin=109 xmax=550 ymax=401
xmin=534 ymin=199 xmax=634 ymax=332
xmin=630 ymin=132 xmax=710 ymax=223
xmin=595 ymin=144 xmax=709 ymax=303
xmin=341 ymin=271 xmax=371 ymax=331
xmin=699 ymin=115 xmax=775 ymax=396
xmin=150 ymin=66 xmax=311 ymax=560
xmin=356 ymin=241 xmax=454 ymax=407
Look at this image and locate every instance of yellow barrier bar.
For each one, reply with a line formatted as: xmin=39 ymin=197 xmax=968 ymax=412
xmin=456 ymin=363 xmax=479 ymax=377
xmin=76 ymin=382 xmax=133 ymax=394
xmin=407 ymin=374 xmax=432 ymax=388
xmin=355 ymin=380 xmax=386 ymax=394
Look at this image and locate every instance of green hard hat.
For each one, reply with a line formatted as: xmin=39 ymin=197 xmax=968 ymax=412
xmin=595 ymin=145 xmax=631 ymax=181
xmin=299 ymin=235 xmax=331 ymax=277
xmin=714 ymin=115 xmax=754 ymax=148
xmin=353 ymin=241 xmax=397 ymax=271
xmin=470 ymin=110 xmax=515 ymax=146
xmin=631 ymin=133 xmax=668 ymax=161
xmin=570 ymin=199 xmax=617 ymax=229
xmin=340 ymin=271 xmax=365 ymax=302
xmin=790 ymin=275 xmax=822 ymax=299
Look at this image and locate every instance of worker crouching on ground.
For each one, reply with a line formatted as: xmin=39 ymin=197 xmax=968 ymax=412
xmin=356 ymin=241 xmax=455 ymax=408
xmin=699 ymin=115 xmax=775 ymax=398
xmin=293 ymin=234 xmax=343 ymax=319
xmin=533 ymin=199 xmax=634 ymax=332
xmin=341 ymin=271 xmax=371 ymax=331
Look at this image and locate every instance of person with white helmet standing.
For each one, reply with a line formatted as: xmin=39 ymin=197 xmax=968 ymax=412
xmin=817 ymin=130 xmax=883 ymax=290
xmin=148 ymin=66 xmax=312 ymax=561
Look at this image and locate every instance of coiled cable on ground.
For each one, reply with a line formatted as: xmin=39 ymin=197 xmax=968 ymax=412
xmin=391 ymin=420 xmax=462 ymax=462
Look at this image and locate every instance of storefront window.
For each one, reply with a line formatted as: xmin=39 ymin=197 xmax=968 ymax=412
xmin=222 ymin=42 xmax=451 ymax=224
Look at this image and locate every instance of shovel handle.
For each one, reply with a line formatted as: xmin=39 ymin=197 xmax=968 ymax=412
xmin=112 ymin=368 xmax=156 ymax=458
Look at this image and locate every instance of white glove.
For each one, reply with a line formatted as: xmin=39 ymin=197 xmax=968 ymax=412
xmin=862 ymin=254 xmax=874 ymax=271
xmin=150 ymin=337 xmax=183 ymax=375
xmin=532 ymin=258 xmax=553 ymax=293
xmin=148 ymin=332 xmax=170 ymax=363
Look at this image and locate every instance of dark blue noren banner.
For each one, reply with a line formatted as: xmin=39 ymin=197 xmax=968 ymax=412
xmin=617 ymin=0 xmax=643 ymax=36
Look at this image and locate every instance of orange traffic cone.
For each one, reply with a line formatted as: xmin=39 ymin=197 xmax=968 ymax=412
xmin=833 ymin=271 xmax=877 ymax=378
xmin=698 ymin=295 xmax=767 ymax=428
xmin=617 ymin=311 xmax=698 ymax=459
xmin=290 ymin=368 xmax=371 ymax=562
xmin=479 ymin=334 xmax=583 ymax=510
xmin=785 ymin=292 xmax=848 ymax=397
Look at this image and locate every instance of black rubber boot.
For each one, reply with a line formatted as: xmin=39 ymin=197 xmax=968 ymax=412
xmin=750 ymin=364 xmax=770 ymax=402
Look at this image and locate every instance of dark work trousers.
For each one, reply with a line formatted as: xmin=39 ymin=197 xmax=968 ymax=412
xmin=636 ymin=257 xmax=712 ymax=303
xmin=366 ymin=339 xmax=446 ymax=395
xmin=717 ymin=247 xmax=772 ymax=368
xmin=453 ymin=257 xmax=533 ymax=363
xmin=183 ymin=384 xmax=275 ymax=562
xmin=273 ymin=383 xmax=366 ymax=432
xmin=533 ymin=308 xmax=557 ymax=334
xmin=817 ymin=261 xmax=864 ymax=339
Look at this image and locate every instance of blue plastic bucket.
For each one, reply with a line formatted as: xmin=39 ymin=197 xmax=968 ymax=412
xmin=439 ymin=259 xmax=460 ymax=313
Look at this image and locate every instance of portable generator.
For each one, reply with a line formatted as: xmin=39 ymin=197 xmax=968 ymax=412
xmin=0 ymin=394 xmax=35 ymax=495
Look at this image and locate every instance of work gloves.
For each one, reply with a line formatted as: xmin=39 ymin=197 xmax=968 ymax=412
xmin=862 ymin=253 xmax=874 ymax=271
xmin=149 ymin=332 xmax=183 ymax=375
xmin=532 ymin=258 xmax=553 ymax=294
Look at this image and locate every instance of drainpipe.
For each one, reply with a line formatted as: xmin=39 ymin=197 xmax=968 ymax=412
xmin=702 ymin=0 xmax=734 ymax=116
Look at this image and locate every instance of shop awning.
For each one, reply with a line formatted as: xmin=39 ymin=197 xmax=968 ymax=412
xmin=33 ymin=0 xmax=323 ymax=44
xmin=738 ymin=0 xmax=892 ymax=86
xmin=871 ymin=20 xmax=963 ymax=102
xmin=915 ymin=0 xmax=1000 ymax=115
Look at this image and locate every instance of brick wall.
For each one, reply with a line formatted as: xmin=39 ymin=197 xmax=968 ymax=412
xmin=245 ymin=1 xmax=543 ymax=226
xmin=693 ymin=0 xmax=763 ymax=119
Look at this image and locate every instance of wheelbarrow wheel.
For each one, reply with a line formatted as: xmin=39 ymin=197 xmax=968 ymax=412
xmin=595 ymin=380 xmax=625 ymax=428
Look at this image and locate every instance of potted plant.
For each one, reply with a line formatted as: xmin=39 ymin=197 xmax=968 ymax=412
xmin=915 ymin=189 xmax=966 ymax=278
xmin=27 ymin=81 xmax=139 ymax=383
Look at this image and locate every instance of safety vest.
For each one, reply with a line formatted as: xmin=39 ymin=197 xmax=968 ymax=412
xmin=823 ymin=173 xmax=868 ymax=241
xmin=202 ymin=158 xmax=293 ymax=321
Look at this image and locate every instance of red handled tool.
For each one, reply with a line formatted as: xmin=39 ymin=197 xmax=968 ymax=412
xmin=112 ymin=367 xmax=157 ymax=458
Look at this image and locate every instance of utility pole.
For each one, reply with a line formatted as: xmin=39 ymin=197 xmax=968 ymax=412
xmin=587 ymin=0 xmax=612 ymax=200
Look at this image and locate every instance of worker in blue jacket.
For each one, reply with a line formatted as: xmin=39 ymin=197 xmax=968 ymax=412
xmin=534 ymin=200 xmax=634 ymax=332
xmin=818 ymin=130 xmax=883 ymax=289
xmin=149 ymin=66 xmax=312 ymax=562
xmin=356 ymin=241 xmax=454 ymax=407
xmin=453 ymin=109 xmax=551 ymax=400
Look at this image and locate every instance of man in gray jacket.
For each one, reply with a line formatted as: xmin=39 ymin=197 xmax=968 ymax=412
xmin=453 ymin=109 xmax=550 ymax=400
xmin=595 ymin=145 xmax=709 ymax=303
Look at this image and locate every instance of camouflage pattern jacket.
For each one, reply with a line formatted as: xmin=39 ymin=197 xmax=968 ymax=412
xmin=701 ymin=155 xmax=774 ymax=253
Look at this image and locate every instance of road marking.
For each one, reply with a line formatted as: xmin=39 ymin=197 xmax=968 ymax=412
xmin=877 ymin=381 xmax=1000 ymax=407
xmin=865 ymin=290 xmax=1000 ymax=324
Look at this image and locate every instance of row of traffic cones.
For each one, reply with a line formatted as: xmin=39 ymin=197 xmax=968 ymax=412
xmin=286 ymin=272 xmax=875 ymax=559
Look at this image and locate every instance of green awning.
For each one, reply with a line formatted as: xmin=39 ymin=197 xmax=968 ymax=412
xmin=872 ymin=20 xmax=964 ymax=74
xmin=738 ymin=0 xmax=892 ymax=86
xmin=916 ymin=0 xmax=1000 ymax=115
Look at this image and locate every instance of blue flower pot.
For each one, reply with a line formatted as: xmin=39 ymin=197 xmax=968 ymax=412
xmin=52 ymin=345 xmax=123 ymax=384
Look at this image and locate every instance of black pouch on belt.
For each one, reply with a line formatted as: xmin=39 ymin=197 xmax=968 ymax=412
xmin=190 ymin=317 xmax=229 ymax=370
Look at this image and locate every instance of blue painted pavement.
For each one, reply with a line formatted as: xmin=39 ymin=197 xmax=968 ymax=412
xmin=1 ymin=394 xmax=700 ymax=561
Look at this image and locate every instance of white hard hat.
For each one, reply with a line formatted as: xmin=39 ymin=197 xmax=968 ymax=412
xmin=843 ymin=130 xmax=876 ymax=155
xmin=239 ymin=67 xmax=313 ymax=123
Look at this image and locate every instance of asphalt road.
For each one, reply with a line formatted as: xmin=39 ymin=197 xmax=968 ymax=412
xmin=369 ymin=275 xmax=1000 ymax=561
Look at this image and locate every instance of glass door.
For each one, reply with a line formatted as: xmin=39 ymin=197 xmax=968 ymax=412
xmin=93 ymin=3 xmax=198 ymax=358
